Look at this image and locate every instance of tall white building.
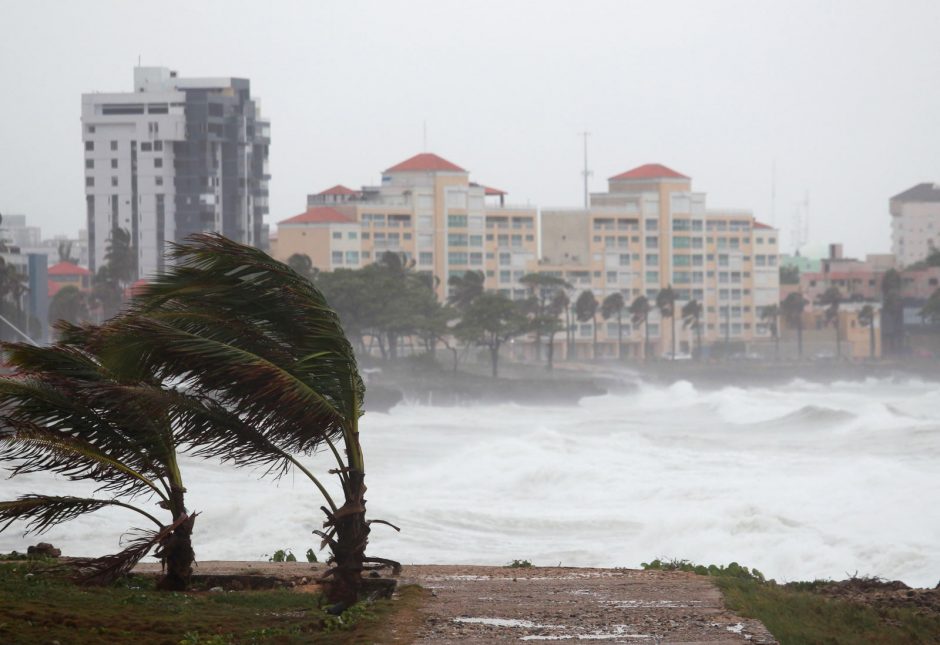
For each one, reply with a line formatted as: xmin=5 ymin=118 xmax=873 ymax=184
xmin=81 ymin=67 xmax=270 ymax=278
xmin=890 ymin=183 xmax=940 ymax=268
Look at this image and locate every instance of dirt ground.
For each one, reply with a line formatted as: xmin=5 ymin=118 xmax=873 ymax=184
xmin=135 ymin=561 xmax=776 ymax=643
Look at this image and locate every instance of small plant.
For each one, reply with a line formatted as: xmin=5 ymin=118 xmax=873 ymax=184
xmin=306 ymin=548 xmax=318 ymax=563
xmin=267 ymin=549 xmax=297 ymax=563
xmin=323 ymin=601 xmax=376 ymax=632
xmin=641 ymin=558 xmax=766 ymax=583
xmin=506 ymin=559 xmax=532 ymax=568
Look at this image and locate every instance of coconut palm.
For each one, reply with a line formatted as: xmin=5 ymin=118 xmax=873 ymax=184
xmin=447 ymin=270 xmax=485 ymax=311
xmin=629 ymin=295 xmax=652 ymax=361
xmin=819 ymin=286 xmax=843 ymax=358
xmin=87 ymin=234 xmax=391 ymax=607
xmin=781 ymin=292 xmax=807 ymax=359
xmin=601 ymin=292 xmax=626 ymax=360
xmin=656 ymin=285 xmax=677 ymax=360
xmin=545 ymin=291 xmax=568 ymax=371
xmin=858 ymin=304 xmax=877 ymax=359
xmin=575 ymin=290 xmax=599 ymax=359
xmin=759 ymin=304 xmax=780 ymax=360
xmin=0 ymin=332 xmax=195 ymax=589
xmin=520 ymin=273 xmax=572 ymax=362
xmin=681 ymin=299 xmax=703 ymax=359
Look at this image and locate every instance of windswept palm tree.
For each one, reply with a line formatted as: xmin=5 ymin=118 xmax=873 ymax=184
xmin=781 ymin=292 xmax=807 ymax=359
xmin=681 ymin=299 xmax=703 ymax=359
xmin=448 ymin=270 xmax=485 ymax=311
xmin=575 ymin=290 xmax=599 ymax=359
xmin=858 ymin=304 xmax=877 ymax=359
xmin=88 ymin=234 xmax=391 ymax=607
xmin=0 ymin=332 xmax=195 ymax=590
xmin=819 ymin=286 xmax=843 ymax=358
xmin=656 ymin=286 xmax=677 ymax=360
xmin=759 ymin=304 xmax=780 ymax=360
xmin=601 ymin=292 xmax=626 ymax=360
xmin=629 ymin=295 xmax=651 ymax=361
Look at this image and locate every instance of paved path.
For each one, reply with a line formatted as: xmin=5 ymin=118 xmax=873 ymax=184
xmin=399 ymin=565 xmax=777 ymax=644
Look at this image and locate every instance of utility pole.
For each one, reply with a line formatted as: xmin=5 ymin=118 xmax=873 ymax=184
xmin=579 ymin=131 xmax=592 ymax=209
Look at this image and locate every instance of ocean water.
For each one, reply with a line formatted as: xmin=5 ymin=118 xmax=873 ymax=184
xmin=2 ymin=377 xmax=939 ymax=587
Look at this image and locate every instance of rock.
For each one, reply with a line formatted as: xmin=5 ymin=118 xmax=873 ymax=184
xmin=208 ymin=586 xmax=224 ymax=593
xmin=27 ymin=542 xmax=61 ymax=558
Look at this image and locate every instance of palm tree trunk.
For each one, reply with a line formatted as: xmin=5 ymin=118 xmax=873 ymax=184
xmin=870 ymin=323 xmax=875 ymax=359
xmin=547 ymin=331 xmax=555 ymax=371
xmin=644 ymin=318 xmax=650 ymax=362
xmin=671 ymin=315 xmax=676 ymax=360
xmin=797 ymin=321 xmax=803 ymax=358
xmin=155 ymin=485 xmax=194 ymax=592
xmin=592 ymin=315 xmax=598 ymax=359
xmin=490 ymin=343 xmax=500 ymax=378
xmin=835 ymin=319 xmax=842 ymax=358
xmin=617 ymin=311 xmax=623 ymax=360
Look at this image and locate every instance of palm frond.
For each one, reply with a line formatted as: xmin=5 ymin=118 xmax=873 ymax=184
xmin=0 ymin=495 xmax=160 ymax=535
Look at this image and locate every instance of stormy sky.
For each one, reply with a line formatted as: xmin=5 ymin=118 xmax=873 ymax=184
xmin=1 ymin=0 xmax=938 ymax=258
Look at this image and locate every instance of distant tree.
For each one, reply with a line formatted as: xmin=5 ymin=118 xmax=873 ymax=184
xmin=520 ymin=273 xmax=572 ymax=362
xmin=103 ymin=228 xmax=137 ymax=288
xmin=0 ymin=260 xmax=31 ymax=342
xmin=286 ymin=253 xmax=318 ymax=282
xmin=919 ymin=288 xmax=940 ymax=324
xmin=759 ymin=304 xmax=780 ymax=360
xmin=57 ymin=241 xmax=79 ymax=264
xmin=656 ymin=285 xmax=677 ymax=360
xmin=880 ymin=269 xmax=904 ymax=355
xmin=781 ymin=292 xmax=807 ymax=359
xmin=455 ymin=292 xmax=529 ymax=378
xmin=575 ymin=290 xmax=599 ymax=359
xmin=819 ymin=286 xmax=844 ymax=358
xmin=681 ymin=299 xmax=703 ymax=359
xmin=544 ymin=291 xmax=568 ymax=371
xmin=447 ymin=270 xmax=485 ymax=311
xmin=858 ymin=304 xmax=877 ymax=359
xmin=779 ymin=265 xmax=800 ymax=285
xmin=629 ymin=295 xmax=652 ymax=361
xmin=926 ymin=249 xmax=940 ymax=268
xmin=601 ymin=292 xmax=626 ymax=360
xmin=48 ymin=286 xmax=91 ymax=331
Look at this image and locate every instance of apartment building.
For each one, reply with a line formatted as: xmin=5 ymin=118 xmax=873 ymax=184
xmin=274 ymin=153 xmax=537 ymax=301
xmin=538 ymin=164 xmax=780 ymax=358
xmin=82 ymin=67 xmax=270 ymax=278
xmin=890 ymin=183 xmax=940 ymax=268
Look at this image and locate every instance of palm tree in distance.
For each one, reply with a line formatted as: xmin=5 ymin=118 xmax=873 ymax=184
xmin=759 ymin=304 xmax=781 ymax=360
xmin=681 ymin=299 xmax=702 ymax=359
xmin=781 ymin=292 xmax=807 ymax=359
xmin=656 ymin=285 xmax=677 ymax=360
xmin=629 ymin=295 xmax=651 ymax=361
xmin=447 ymin=270 xmax=485 ymax=311
xmin=601 ymin=292 xmax=626 ymax=360
xmin=819 ymin=286 xmax=843 ymax=358
xmin=89 ymin=235 xmax=391 ymax=607
xmin=575 ymin=290 xmax=599 ymax=359
xmin=858 ymin=304 xmax=877 ymax=360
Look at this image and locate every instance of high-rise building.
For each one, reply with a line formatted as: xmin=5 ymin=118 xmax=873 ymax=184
xmin=81 ymin=67 xmax=270 ymax=278
xmin=890 ymin=183 xmax=940 ymax=268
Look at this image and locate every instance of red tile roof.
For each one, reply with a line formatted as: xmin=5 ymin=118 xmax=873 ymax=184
xmin=48 ymin=261 xmax=91 ymax=276
xmin=483 ymin=185 xmax=506 ymax=196
xmin=278 ymin=206 xmax=353 ymax=225
xmin=753 ymin=221 xmax=774 ymax=230
xmin=385 ymin=153 xmax=465 ymax=173
xmin=610 ymin=164 xmax=689 ymax=181
xmin=317 ymin=184 xmax=357 ymax=196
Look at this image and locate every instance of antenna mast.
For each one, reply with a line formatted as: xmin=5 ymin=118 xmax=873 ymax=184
xmin=579 ymin=131 xmax=592 ymax=209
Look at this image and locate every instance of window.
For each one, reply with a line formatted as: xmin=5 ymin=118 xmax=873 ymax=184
xmin=155 ymin=176 xmax=163 ymax=186
xmin=646 ymin=271 xmax=659 ymax=283
xmin=606 ymin=271 xmax=617 ymax=283
xmin=362 ymin=251 xmax=371 ymax=260
xmin=498 ymin=234 xmax=509 ymax=246
xmin=85 ymin=159 xmax=94 ymax=169
xmin=718 ymin=254 xmax=729 ymax=267
xmin=469 ymin=234 xmax=483 ymax=246
xmin=419 ymin=252 xmax=433 ymax=265
xmin=111 ymin=176 xmax=118 ymax=187
xmin=756 ymin=255 xmax=766 ymax=266
xmin=110 ymin=140 xmax=118 ymax=151
xmin=499 ymin=252 xmax=511 ymax=265
xmin=141 ymin=142 xmax=152 ymax=152
xmin=673 ymin=236 xmax=691 ymax=249
xmin=403 ymin=232 xmax=412 ymax=240
xmin=448 ymin=233 xmax=468 ymax=246
xmin=332 ymin=231 xmax=342 ymax=239
xmin=645 ymin=236 xmax=658 ymax=247
xmin=153 ymin=141 xmax=163 ymax=151
xmin=691 ymin=237 xmax=703 ymax=249
xmin=448 ymin=214 xmax=467 ymax=227
xmin=511 ymin=235 xmax=522 ymax=247
xmin=672 ymin=219 xmax=691 ymax=231
xmin=85 ymin=141 xmax=94 ymax=151
xmin=448 ymin=252 xmax=468 ymax=265
xmin=692 ymin=254 xmax=704 ymax=267
xmin=348 ymin=232 xmax=357 ymax=240
xmin=646 ymin=253 xmax=658 ymax=266
xmin=645 ymin=218 xmax=658 ymax=230
xmin=470 ymin=252 xmax=483 ymax=266
xmin=673 ymin=255 xmax=691 ymax=266
xmin=154 ymin=158 xmax=163 ymax=168
xmin=85 ymin=177 xmax=94 ymax=187
xmin=500 ymin=270 xmax=511 ymax=283
xmin=332 ymin=251 xmax=343 ymax=264
xmin=362 ymin=232 xmax=370 ymax=240
xmin=345 ymin=251 xmax=359 ymax=264
xmin=620 ymin=253 xmax=632 ymax=266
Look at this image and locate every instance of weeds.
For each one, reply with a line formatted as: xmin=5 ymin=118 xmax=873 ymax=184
xmin=506 ymin=559 xmax=533 ymax=568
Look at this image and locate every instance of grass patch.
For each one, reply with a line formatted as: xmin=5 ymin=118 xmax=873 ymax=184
xmin=717 ymin=577 xmax=940 ymax=645
xmin=0 ymin=562 xmax=426 ymax=644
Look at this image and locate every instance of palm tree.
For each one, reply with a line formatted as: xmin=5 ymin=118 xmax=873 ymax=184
xmin=0 ymin=333 xmax=195 ymax=590
xmin=48 ymin=285 xmax=91 ymax=331
xmin=575 ymin=290 xmax=599 ymax=359
xmin=656 ymin=285 xmax=677 ymax=360
xmin=629 ymin=295 xmax=651 ymax=361
xmin=447 ymin=270 xmax=485 ymax=311
xmin=601 ymin=292 xmax=626 ymax=360
xmin=681 ymin=299 xmax=702 ymax=359
xmin=520 ymin=273 xmax=572 ymax=362
xmin=545 ymin=291 xmax=568 ymax=371
xmin=286 ymin=253 xmax=318 ymax=282
xmin=759 ymin=304 xmax=780 ymax=360
xmin=88 ymin=234 xmax=390 ymax=607
xmin=819 ymin=286 xmax=843 ymax=358
xmin=858 ymin=304 xmax=877 ymax=359
xmin=781 ymin=292 xmax=807 ymax=359
xmin=881 ymin=269 xmax=903 ymax=355
xmin=455 ymin=291 xmax=529 ymax=377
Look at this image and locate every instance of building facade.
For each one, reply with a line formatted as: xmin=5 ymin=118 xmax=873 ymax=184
xmin=890 ymin=183 xmax=940 ymax=268
xmin=82 ymin=67 xmax=270 ymax=278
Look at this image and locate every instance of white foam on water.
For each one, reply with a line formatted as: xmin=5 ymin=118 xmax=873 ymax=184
xmin=1 ymin=378 xmax=938 ymax=587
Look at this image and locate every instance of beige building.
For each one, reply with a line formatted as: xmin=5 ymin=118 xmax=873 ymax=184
xmin=273 ymin=153 xmax=537 ymax=301
xmin=890 ymin=183 xmax=940 ymax=268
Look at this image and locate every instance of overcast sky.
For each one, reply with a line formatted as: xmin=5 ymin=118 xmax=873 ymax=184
xmin=1 ymin=0 xmax=938 ymax=258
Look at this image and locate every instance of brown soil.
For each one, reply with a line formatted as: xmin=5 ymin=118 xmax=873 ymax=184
xmin=135 ymin=561 xmax=777 ymax=643
xmin=803 ymin=577 xmax=940 ymax=617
